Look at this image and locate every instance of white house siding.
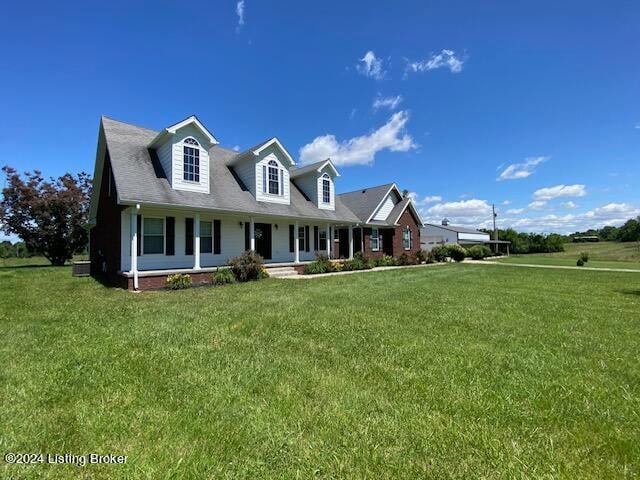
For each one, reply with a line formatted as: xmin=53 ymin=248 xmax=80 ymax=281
xmin=120 ymin=206 xmax=332 ymax=271
xmin=156 ymin=140 xmax=173 ymax=186
xmin=372 ymin=194 xmax=398 ymax=221
xmin=420 ymin=225 xmax=457 ymax=245
xmin=254 ymin=145 xmax=290 ymax=205
xmin=169 ymin=124 xmax=211 ymax=194
xmin=459 ymin=232 xmax=490 ymax=242
xmin=295 ymin=174 xmax=317 ymax=203
xmin=233 ymin=156 xmax=257 ymax=197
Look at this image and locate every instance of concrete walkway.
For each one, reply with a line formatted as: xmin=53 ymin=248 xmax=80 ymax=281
xmin=466 ymin=259 xmax=640 ymax=273
xmin=277 ymin=262 xmax=446 ymax=279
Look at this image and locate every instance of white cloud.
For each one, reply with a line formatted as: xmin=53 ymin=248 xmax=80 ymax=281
xmin=560 ymin=201 xmax=577 ymax=209
xmin=502 ymin=200 xmax=511 ymax=205
xmin=232 ymin=145 xmax=240 ymax=152
xmin=357 ymin=51 xmax=385 ymax=80
xmin=426 ymin=199 xmax=492 ymax=222
xmin=528 ymin=200 xmax=547 ymax=210
xmin=373 ymin=94 xmax=403 ymax=111
xmin=299 ymin=111 xmax=416 ymax=166
xmin=497 ymin=156 xmax=549 ymax=181
xmin=533 ymin=184 xmax=586 ymax=201
xmin=506 ymin=208 xmax=525 ymax=215
xmin=406 ymin=49 xmax=465 ymax=75
xmin=236 ymin=0 xmax=245 ymax=27
xmin=502 ymin=203 xmax=639 ymax=234
xmin=349 ymin=108 xmax=357 ymax=120
xmin=408 ymin=193 xmax=442 ymax=206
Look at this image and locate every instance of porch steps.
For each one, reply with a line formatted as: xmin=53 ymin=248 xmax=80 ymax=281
xmin=266 ymin=266 xmax=299 ymax=278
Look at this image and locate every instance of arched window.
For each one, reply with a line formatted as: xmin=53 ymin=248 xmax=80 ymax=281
xmin=183 ymin=137 xmax=200 ymax=182
xmin=402 ymin=226 xmax=412 ymax=250
xmin=321 ymin=173 xmax=331 ymax=204
xmin=267 ymin=160 xmax=280 ymax=195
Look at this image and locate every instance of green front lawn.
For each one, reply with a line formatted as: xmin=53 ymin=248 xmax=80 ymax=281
xmin=1 ymin=264 xmax=639 ymax=479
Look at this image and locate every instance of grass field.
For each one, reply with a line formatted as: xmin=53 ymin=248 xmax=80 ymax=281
xmin=495 ymin=241 xmax=640 ymax=270
xmin=1 ymin=263 xmax=639 ymax=479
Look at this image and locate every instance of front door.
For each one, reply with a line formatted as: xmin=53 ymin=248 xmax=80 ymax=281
xmin=382 ymin=229 xmax=394 ymax=256
xmin=254 ymin=223 xmax=272 ymax=260
xmin=338 ymin=228 xmax=350 ymax=258
xmin=353 ymin=228 xmax=362 ymax=254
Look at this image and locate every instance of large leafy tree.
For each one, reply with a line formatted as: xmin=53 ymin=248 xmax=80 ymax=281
xmin=0 ymin=166 xmax=92 ymax=265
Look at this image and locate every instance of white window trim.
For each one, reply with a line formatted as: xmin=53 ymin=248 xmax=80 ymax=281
xmin=298 ymin=226 xmax=306 ymax=250
xmin=182 ymin=137 xmax=201 ymax=183
xmin=200 ymin=220 xmax=213 ymax=254
xmin=403 ymin=226 xmax=412 ymax=250
xmin=321 ymin=173 xmax=331 ymax=204
xmin=371 ymin=227 xmax=380 ymax=251
xmin=318 ymin=229 xmax=327 ymax=251
xmin=142 ymin=216 xmax=166 ymax=256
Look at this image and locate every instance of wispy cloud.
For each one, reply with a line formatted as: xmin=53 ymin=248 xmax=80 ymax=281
xmin=528 ymin=200 xmax=547 ymax=210
xmin=502 ymin=200 xmax=511 ymax=205
xmin=232 ymin=145 xmax=240 ymax=152
xmin=405 ymin=49 xmax=465 ymax=76
xmin=533 ymin=184 xmax=586 ymax=201
xmin=299 ymin=111 xmax=416 ymax=166
xmin=235 ymin=0 xmax=245 ymax=30
xmin=506 ymin=208 xmax=525 ymax=215
xmin=497 ymin=156 xmax=549 ymax=181
xmin=357 ymin=51 xmax=385 ymax=80
xmin=408 ymin=193 xmax=442 ymax=206
xmin=560 ymin=201 xmax=578 ymax=209
xmin=373 ymin=94 xmax=403 ymax=111
xmin=425 ymin=199 xmax=492 ymax=225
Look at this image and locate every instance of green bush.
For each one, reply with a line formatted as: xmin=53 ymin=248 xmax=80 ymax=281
xmin=228 ymin=250 xmax=265 ymax=282
xmin=447 ymin=244 xmax=467 ymax=262
xmin=166 ymin=273 xmax=191 ymax=290
xmin=375 ymin=255 xmax=396 ymax=267
xmin=425 ymin=250 xmax=436 ymax=264
xmin=342 ymin=252 xmax=372 ymax=271
xmin=212 ymin=268 xmax=235 ymax=285
xmin=431 ymin=245 xmax=449 ymax=262
xmin=304 ymin=253 xmax=334 ymax=274
xmin=395 ymin=253 xmax=414 ymax=266
xmin=467 ymin=245 xmax=492 ymax=260
xmin=577 ymin=258 xmax=585 ymax=267
xmin=579 ymin=252 xmax=589 ymax=263
xmin=414 ymin=249 xmax=427 ymax=264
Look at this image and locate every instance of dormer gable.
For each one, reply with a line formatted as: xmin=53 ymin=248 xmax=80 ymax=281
xmin=148 ymin=116 xmax=217 ymax=194
xmin=290 ymin=159 xmax=340 ymax=211
xmin=227 ymin=137 xmax=296 ymax=205
xmin=369 ymin=184 xmax=403 ymax=222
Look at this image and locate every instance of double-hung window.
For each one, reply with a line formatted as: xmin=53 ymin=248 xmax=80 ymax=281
xmin=370 ymin=228 xmax=380 ymax=251
xmin=268 ymin=160 xmax=279 ymax=195
xmin=143 ymin=217 xmax=164 ymax=254
xmin=200 ymin=221 xmax=213 ymax=253
xmin=321 ymin=173 xmax=331 ymax=204
xmin=319 ymin=229 xmax=327 ymax=251
xmin=298 ymin=226 xmax=305 ymax=250
xmin=403 ymin=226 xmax=412 ymax=250
xmin=183 ymin=137 xmax=200 ymax=182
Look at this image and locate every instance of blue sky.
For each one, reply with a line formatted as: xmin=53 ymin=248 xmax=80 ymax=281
xmin=1 ymin=0 xmax=639 ymax=240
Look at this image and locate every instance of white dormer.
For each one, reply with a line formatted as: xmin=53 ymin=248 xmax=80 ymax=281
xmin=290 ymin=159 xmax=339 ymax=211
xmin=370 ymin=184 xmax=402 ymax=221
xmin=227 ymin=138 xmax=296 ymax=205
xmin=149 ymin=116 xmax=217 ymax=194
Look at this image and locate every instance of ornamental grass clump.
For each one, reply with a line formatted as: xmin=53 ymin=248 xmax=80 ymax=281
xmin=303 ymin=253 xmax=334 ymax=275
xmin=166 ymin=273 xmax=192 ymax=290
xmin=212 ymin=268 xmax=235 ymax=285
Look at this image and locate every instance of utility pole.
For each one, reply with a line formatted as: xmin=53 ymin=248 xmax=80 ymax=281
xmin=492 ymin=204 xmax=498 ymax=253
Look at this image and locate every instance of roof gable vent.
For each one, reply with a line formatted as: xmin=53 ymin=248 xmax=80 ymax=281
xmin=442 ymin=218 xmax=450 ymax=226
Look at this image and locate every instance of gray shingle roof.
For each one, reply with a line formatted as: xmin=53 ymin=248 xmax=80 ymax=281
xmin=101 ymin=117 xmax=359 ymax=223
xmin=337 ymin=183 xmax=396 ymax=223
xmin=290 ymin=159 xmax=329 ymax=178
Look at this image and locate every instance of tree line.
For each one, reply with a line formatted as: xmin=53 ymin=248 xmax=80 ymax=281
xmin=569 ymin=217 xmax=640 ymax=242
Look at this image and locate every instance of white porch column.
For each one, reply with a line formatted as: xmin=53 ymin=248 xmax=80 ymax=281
xmin=326 ymin=224 xmax=331 ymax=258
xmin=194 ymin=212 xmax=201 ymax=270
xmin=348 ymin=225 xmax=354 ymax=259
xmin=294 ymin=221 xmax=300 ymax=263
xmin=361 ymin=226 xmax=365 ymax=253
xmin=130 ymin=209 xmax=139 ymax=290
xmin=249 ymin=217 xmax=255 ymax=251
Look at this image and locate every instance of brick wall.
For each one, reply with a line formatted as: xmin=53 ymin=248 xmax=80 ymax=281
xmin=123 ymin=271 xmax=214 ymax=290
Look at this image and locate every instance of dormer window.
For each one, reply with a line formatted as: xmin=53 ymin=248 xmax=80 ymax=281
xmin=183 ymin=137 xmax=200 ymax=182
xmin=262 ymin=160 xmax=283 ymax=196
xmin=321 ymin=173 xmax=331 ymax=204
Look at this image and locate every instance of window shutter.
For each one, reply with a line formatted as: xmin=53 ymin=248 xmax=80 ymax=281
xmin=314 ymin=226 xmax=318 ymax=251
xmin=213 ymin=219 xmax=221 ymax=254
xmin=244 ymin=222 xmax=250 ymax=251
xmin=289 ymin=225 xmax=294 ymax=252
xmin=185 ymin=218 xmax=194 ymax=255
xmin=262 ymin=165 xmax=266 ymax=193
xmin=166 ymin=217 xmax=175 ymax=255
xmin=136 ymin=215 xmax=142 ymax=256
xmin=305 ymin=226 xmax=310 ymax=252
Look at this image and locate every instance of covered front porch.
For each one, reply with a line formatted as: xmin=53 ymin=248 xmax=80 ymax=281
xmin=120 ymin=205 xmax=358 ymax=289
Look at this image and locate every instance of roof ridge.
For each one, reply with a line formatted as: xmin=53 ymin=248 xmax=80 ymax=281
xmin=101 ymin=115 xmax=159 ymax=134
xmin=338 ymin=182 xmax=395 ymax=196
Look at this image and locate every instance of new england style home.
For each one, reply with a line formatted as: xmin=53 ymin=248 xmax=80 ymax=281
xmin=89 ymin=115 xmax=423 ymax=289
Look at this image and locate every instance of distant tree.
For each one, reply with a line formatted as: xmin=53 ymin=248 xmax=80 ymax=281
xmin=616 ymin=217 xmax=640 ymax=242
xmin=402 ymin=189 xmax=409 ymax=199
xmin=0 ymin=167 xmax=92 ymax=265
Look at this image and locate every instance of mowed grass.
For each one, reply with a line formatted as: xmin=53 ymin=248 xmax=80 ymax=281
xmin=1 ymin=264 xmax=639 ymax=479
xmin=496 ymin=241 xmax=640 ymax=270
